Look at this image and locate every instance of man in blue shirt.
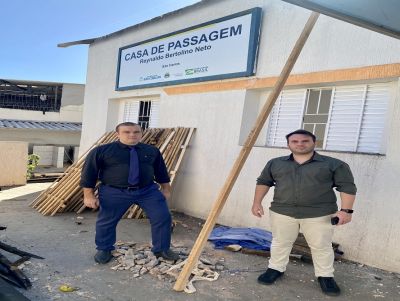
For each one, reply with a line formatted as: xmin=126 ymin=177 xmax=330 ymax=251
xmin=80 ymin=122 xmax=179 ymax=264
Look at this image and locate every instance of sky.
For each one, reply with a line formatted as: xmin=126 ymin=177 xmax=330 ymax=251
xmin=0 ymin=0 xmax=199 ymax=84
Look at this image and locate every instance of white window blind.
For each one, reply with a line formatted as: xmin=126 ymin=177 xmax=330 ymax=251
xmin=324 ymin=84 xmax=389 ymax=153
xmin=267 ymin=89 xmax=306 ymax=146
xmin=324 ymin=85 xmax=366 ymax=152
xmin=123 ymin=101 xmax=139 ymax=122
xmin=149 ymin=101 xmax=160 ymax=128
xmin=357 ymin=83 xmax=390 ymax=153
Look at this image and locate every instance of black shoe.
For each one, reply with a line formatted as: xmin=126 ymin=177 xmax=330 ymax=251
xmin=318 ymin=277 xmax=341 ymax=296
xmin=94 ymin=250 xmax=113 ymax=264
xmin=153 ymin=249 xmax=180 ymax=261
xmin=257 ymin=268 xmax=284 ymax=285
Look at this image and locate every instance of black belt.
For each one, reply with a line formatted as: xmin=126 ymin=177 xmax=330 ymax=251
xmin=105 ymin=184 xmax=141 ymax=191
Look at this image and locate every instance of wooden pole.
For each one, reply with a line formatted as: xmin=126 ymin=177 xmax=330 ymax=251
xmin=173 ymin=12 xmax=320 ymax=292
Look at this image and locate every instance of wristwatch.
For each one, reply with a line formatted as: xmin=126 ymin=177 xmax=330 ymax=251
xmin=340 ymin=209 xmax=354 ymax=214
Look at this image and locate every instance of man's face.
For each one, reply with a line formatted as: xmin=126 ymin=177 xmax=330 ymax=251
xmin=287 ymin=134 xmax=315 ymax=155
xmin=117 ymin=125 xmax=142 ymax=145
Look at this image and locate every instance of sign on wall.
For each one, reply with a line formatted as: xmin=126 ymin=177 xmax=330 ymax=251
xmin=116 ymin=7 xmax=262 ymax=90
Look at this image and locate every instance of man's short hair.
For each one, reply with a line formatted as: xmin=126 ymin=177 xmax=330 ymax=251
xmin=286 ymin=129 xmax=316 ymax=143
xmin=115 ymin=122 xmax=141 ymax=132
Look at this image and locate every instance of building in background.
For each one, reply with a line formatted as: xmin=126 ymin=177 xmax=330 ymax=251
xmin=0 ymin=79 xmax=84 ymax=169
xmin=60 ymin=0 xmax=400 ymax=272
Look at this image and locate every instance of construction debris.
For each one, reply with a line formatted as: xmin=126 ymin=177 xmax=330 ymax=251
xmin=30 ymin=127 xmax=195 ymax=217
xmin=111 ymin=241 xmax=220 ymax=293
xmin=0 ymin=241 xmax=43 ymax=290
xmin=224 ymin=244 xmax=242 ymax=252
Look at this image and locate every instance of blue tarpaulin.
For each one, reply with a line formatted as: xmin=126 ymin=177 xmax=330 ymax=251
xmin=208 ymin=226 xmax=273 ymax=251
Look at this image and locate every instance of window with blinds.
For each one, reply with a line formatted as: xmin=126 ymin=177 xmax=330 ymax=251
xmin=266 ymin=83 xmax=390 ymax=154
xmin=122 ymin=100 xmax=160 ymax=129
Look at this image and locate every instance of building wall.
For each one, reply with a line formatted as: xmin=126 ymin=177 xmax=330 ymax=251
xmin=0 ymin=105 xmax=82 ymax=123
xmin=0 ymin=141 xmax=27 ymax=186
xmin=79 ymin=0 xmax=400 ymax=271
xmin=61 ymin=83 xmax=85 ymax=106
xmin=0 ymin=129 xmax=80 ymax=147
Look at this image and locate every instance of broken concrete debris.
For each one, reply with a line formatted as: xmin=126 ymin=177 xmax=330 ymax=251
xmin=110 ymin=241 xmax=221 ymax=293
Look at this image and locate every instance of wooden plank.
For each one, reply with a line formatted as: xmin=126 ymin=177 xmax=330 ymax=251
xmin=173 ymin=12 xmax=320 ymax=291
xmin=170 ymin=128 xmax=195 ymax=184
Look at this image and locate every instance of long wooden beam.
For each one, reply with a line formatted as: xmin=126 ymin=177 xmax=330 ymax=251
xmin=173 ymin=12 xmax=320 ymax=292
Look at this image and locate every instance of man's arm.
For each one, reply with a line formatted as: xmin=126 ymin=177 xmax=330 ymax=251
xmin=153 ymin=149 xmax=170 ymax=184
xmin=251 ymin=185 xmax=270 ymax=218
xmin=80 ymin=147 xmax=101 ymax=209
xmin=334 ymin=192 xmax=356 ymax=225
xmin=252 ymin=160 xmax=274 ymax=218
xmin=333 ymin=162 xmax=357 ymax=225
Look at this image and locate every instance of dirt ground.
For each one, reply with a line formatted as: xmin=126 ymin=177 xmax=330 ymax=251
xmin=1 ymin=184 xmax=399 ymax=301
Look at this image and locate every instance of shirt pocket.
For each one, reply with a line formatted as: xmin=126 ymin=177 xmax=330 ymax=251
xmin=272 ymin=168 xmax=293 ymax=183
xmin=304 ymin=166 xmax=332 ymax=182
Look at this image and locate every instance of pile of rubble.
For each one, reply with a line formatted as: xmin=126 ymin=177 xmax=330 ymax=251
xmin=110 ymin=241 xmax=223 ymax=293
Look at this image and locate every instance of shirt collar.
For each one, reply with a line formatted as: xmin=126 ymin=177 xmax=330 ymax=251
xmin=116 ymin=141 xmax=143 ymax=149
xmin=280 ymin=151 xmax=324 ymax=162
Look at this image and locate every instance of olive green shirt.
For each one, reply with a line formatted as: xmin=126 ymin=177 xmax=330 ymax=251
xmin=257 ymin=152 xmax=357 ymax=218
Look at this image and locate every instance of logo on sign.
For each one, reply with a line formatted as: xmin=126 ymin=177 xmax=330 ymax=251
xmin=142 ymin=74 xmax=161 ymax=81
xmin=185 ymin=66 xmax=208 ymax=76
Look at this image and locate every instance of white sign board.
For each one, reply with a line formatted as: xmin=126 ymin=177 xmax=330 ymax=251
xmin=116 ymin=8 xmax=261 ymax=90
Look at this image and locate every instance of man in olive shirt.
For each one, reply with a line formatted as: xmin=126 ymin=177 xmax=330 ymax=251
xmin=251 ymin=129 xmax=356 ymax=296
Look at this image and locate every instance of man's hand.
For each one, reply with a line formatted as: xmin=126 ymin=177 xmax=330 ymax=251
xmin=159 ymin=183 xmax=172 ymax=202
xmin=161 ymin=189 xmax=171 ymax=202
xmin=251 ymin=185 xmax=269 ymax=218
xmin=83 ymin=188 xmax=99 ymax=209
xmin=334 ymin=211 xmax=352 ymax=225
xmin=84 ymin=196 xmax=99 ymax=209
xmin=251 ymin=202 xmax=264 ymax=218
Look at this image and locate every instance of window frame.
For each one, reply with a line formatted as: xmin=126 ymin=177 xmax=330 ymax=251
xmin=122 ymin=99 xmax=160 ymax=130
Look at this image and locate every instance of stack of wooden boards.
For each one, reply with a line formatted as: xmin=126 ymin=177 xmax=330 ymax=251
xmin=30 ymin=127 xmax=195 ymax=218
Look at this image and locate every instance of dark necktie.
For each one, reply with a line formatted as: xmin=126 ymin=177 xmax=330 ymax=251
xmin=128 ymin=146 xmax=139 ymax=185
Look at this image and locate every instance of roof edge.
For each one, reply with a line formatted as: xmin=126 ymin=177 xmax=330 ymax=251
xmin=58 ymin=38 xmax=96 ymax=48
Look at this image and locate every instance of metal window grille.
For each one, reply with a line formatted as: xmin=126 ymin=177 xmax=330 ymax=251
xmin=138 ymin=101 xmax=152 ymax=130
xmin=0 ymin=80 xmax=62 ymax=112
xmin=123 ymin=100 xmax=159 ymax=130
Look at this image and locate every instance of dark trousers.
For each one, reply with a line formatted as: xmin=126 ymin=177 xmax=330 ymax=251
xmin=96 ymin=183 xmax=172 ymax=253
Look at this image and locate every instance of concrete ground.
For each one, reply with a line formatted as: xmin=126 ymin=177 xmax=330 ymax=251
xmin=0 ymin=184 xmax=399 ymax=301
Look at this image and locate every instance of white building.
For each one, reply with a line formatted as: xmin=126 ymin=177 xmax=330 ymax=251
xmin=61 ymin=0 xmax=400 ymax=272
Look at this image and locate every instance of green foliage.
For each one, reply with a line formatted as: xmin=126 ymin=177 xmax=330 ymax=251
xmin=27 ymin=154 xmax=40 ymax=179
